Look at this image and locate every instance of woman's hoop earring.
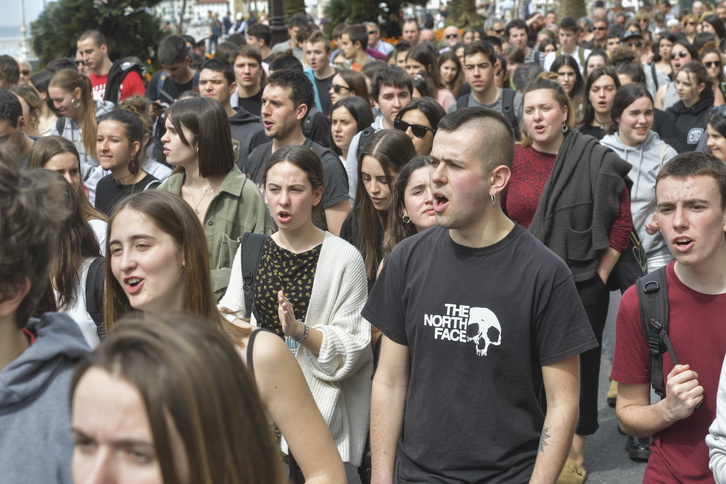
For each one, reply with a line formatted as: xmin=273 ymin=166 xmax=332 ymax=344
xmin=71 ymin=98 xmax=80 ymax=108
xmin=490 ymin=194 xmax=496 ymax=207
xmin=562 ymin=122 xmax=569 ymax=133
xmin=402 ymin=213 xmax=411 ymax=224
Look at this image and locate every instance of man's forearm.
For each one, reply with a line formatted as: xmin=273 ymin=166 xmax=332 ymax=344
xmin=370 ymin=371 xmax=407 ymax=484
xmin=530 ymin=401 xmax=578 ymax=483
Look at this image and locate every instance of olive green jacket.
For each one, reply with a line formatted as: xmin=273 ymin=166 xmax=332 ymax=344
xmin=159 ymin=165 xmax=274 ymax=299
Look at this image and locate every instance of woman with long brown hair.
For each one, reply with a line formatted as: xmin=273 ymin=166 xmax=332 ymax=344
xmin=48 ymin=68 xmax=113 ymax=180
xmin=105 ymin=190 xmax=346 ymax=483
xmin=340 ymin=129 xmax=417 ymax=290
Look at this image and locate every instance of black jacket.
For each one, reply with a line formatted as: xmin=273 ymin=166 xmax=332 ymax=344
xmin=666 ymin=93 xmax=715 ymax=152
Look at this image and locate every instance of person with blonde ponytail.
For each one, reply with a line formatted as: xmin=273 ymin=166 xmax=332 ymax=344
xmin=48 ymin=68 xmax=113 ymax=185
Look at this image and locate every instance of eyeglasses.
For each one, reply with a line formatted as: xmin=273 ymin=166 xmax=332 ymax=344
xmin=445 ymin=33 xmax=459 ymax=39
xmin=706 ymin=60 xmax=722 ymax=68
xmin=494 ymin=29 xmax=504 ymax=34
xmin=626 ymin=41 xmax=644 ymax=48
xmin=394 ymin=118 xmax=435 ymax=138
xmin=593 ymin=26 xmax=607 ymax=30
xmin=670 ymin=51 xmax=689 ymax=59
xmin=330 ymin=84 xmax=351 ymax=93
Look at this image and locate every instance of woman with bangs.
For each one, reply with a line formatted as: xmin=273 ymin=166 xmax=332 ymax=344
xmin=438 ymin=51 xmax=465 ymax=97
xmin=328 ymin=69 xmax=370 ymax=106
xmin=404 ymin=44 xmax=456 ymax=110
xmin=105 ymin=190 xmax=346 ymax=484
xmin=329 ymin=96 xmax=375 ymax=162
xmin=577 ymin=66 xmax=621 ymax=140
xmin=666 ymin=61 xmax=715 ymax=152
xmin=654 ymin=39 xmax=699 ymax=110
xmin=505 ymin=74 xmax=632 ymax=481
xmin=550 ymin=54 xmax=585 ymax=123
xmin=157 ymin=97 xmax=273 ymax=299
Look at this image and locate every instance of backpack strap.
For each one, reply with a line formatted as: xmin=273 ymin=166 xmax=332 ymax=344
xmin=651 ymin=63 xmax=660 ymax=91
xmin=241 ymin=232 xmax=269 ymax=323
xmin=578 ymin=48 xmax=586 ymax=68
xmin=456 ymin=93 xmax=470 ymax=110
xmin=246 ymin=327 xmax=264 ymax=375
xmin=302 ymin=106 xmax=320 ymax=139
xmin=85 ymin=257 xmax=106 ymax=341
xmin=55 ymin=116 xmax=66 ymax=134
xmin=244 ymin=142 xmax=272 ymax=181
xmin=500 ymin=88 xmax=519 ymax=138
xmin=635 ymin=267 xmax=670 ymax=398
xmin=356 ymin=126 xmax=376 ymax=158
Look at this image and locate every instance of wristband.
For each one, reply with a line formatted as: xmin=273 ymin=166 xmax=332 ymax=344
xmin=294 ymin=320 xmax=309 ymax=342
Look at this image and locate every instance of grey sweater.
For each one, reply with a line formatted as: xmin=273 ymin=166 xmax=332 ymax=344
xmin=0 ymin=312 xmax=89 ymax=483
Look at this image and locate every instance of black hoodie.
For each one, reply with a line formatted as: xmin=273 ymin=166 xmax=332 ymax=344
xmin=666 ymin=93 xmax=715 ymax=152
xmin=229 ymin=107 xmax=269 ymax=169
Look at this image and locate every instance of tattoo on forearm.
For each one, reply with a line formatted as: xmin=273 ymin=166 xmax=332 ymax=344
xmin=538 ymin=427 xmax=550 ymax=453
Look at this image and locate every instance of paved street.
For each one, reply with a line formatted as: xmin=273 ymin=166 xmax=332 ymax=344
xmin=585 ymin=358 xmax=647 ymax=483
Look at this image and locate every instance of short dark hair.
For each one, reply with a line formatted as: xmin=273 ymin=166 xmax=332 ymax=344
xmin=513 ymin=62 xmax=544 ymax=92
xmin=437 ymin=107 xmax=514 ymax=172
xmin=78 ymin=29 xmax=107 ymax=47
xmin=583 ymin=66 xmax=621 ymax=128
xmin=463 ymin=41 xmax=497 ymax=65
xmin=608 ymin=82 xmax=649 ymax=135
xmin=165 ymin=97 xmax=234 ymax=177
xmin=158 ymin=35 xmax=189 ymax=65
xmin=247 ymin=23 xmax=271 ymax=46
xmin=657 ymin=151 xmax=726 ymax=209
xmin=268 ymin=54 xmax=303 ymax=72
xmin=344 ymin=24 xmax=368 ymax=50
xmin=232 ymin=44 xmax=263 ymax=66
xmin=559 ymin=17 xmax=581 ymax=33
xmin=265 ymin=69 xmax=314 ymax=118
xmin=504 ymin=19 xmax=527 ymax=38
xmin=201 ymin=58 xmax=235 ymax=85
xmin=287 ymin=13 xmax=309 ymax=30
xmin=0 ymin=89 xmax=22 ymax=126
xmin=0 ymin=56 xmax=20 ymax=86
xmin=371 ymin=65 xmax=413 ymax=101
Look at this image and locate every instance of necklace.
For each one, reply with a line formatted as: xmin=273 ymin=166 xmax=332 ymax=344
xmin=191 ymin=182 xmax=215 ymax=215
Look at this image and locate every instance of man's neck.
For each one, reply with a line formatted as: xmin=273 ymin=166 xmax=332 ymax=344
xmin=314 ymin=64 xmax=336 ymax=79
xmin=353 ymin=51 xmax=368 ymax=65
xmin=176 ymin=67 xmax=196 ymax=85
xmin=260 ymin=46 xmax=271 ymax=59
xmin=272 ymin=129 xmax=307 ymax=153
xmin=224 ymin=103 xmax=236 ymax=117
xmin=94 ymin=57 xmax=113 ymax=77
xmin=561 ymin=44 xmax=577 ymax=55
xmin=237 ymin=85 xmax=260 ymax=99
xmin=674 ymin=248 xmax=726 ymax=294
xmin=472 ymin=85 xmax=501 ymax=106
xmin=0 ymin=318 xmax=29 ymax=373
xmin=448 ymin=208 xmax=515 ymax=248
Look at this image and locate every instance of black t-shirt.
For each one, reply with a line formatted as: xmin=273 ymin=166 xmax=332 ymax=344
xmin=146 ymin=71 xmax=198 ymax=105
xmin=95 ymin=172 xmax=159 ymax=216
xmin=363 ymin=224 xmax=597 ymax=483
xmin=239 ymin=90 xmax=263 ymax=117
xmin=314 ymin=73 xmax=335 ymax=115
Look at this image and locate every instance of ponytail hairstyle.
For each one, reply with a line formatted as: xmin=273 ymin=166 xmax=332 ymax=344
xmin=49 ymin=69 xmax=97 ymax=160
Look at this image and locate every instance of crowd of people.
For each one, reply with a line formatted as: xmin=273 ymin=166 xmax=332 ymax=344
xmin=4 ymin=2 xmax=726 ymax=483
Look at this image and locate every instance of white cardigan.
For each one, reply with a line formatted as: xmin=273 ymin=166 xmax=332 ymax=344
xmin=221 ymin=232 xmax=373 ymax=466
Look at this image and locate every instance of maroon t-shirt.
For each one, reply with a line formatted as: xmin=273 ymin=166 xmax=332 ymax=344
xmin=612 ymin=262 xmax=726 ymax=483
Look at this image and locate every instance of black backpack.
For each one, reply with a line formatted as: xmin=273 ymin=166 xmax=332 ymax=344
xmin=240 ymin=232 xmax=269 ymax=323
xmin=455 ymin=88 xmax=519 ymax=139
xmin=355 ymin=126 xmax=376 ymax=158
xmin=85 ymin=257 xmax=106 ymax=341
xmin=636 ymin=267 xmax=704 ymax=409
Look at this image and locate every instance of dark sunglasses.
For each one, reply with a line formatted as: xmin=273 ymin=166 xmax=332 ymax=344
xmin=593 ymin=26 xmax=607 ymax=30
xmin=626 ymin=41 xmax=644 ymax=48
xmin=494 ymin=29 xmax=504 ymax=34
xmin=394 ymin=118 xmax=435 ymax=138
xmin=330 ymin=84 xmax=351 ymax=93
xmin=706 ymin=60 xmax=722 ymax=68
xmin=445 ymin=33 xmax=459 ymax=39
xmin=670 ymin=51 xmax=689 ymax=60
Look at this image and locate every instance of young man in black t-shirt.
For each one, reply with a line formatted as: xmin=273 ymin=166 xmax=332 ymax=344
xmin=364 ymin=107 xmax=597 ymax=483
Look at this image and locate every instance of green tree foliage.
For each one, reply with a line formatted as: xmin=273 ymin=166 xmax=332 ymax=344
xmin=325 ymin=0 xmax=428 ymax=37
xmin=284 ymin=0 xmax=307 ymax=20
xmin=448 ymin=0 xmax=483 ymax=29
xmin=32 ymin=0 xmax=164 ymax=67
xmin=559 ymin=0 xmax=587 ymax=22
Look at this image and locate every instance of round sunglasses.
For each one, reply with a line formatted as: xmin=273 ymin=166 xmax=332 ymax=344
xmin=394 ymin=118 xmax=435 ymax=138
xmin=669 ymin=51 xmax=689 ymax=60
xmin=330 ymin=84 xmax=351 ymax=94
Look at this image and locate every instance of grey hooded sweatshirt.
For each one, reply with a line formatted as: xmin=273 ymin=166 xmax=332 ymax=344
xmin=0 ymin=312 xmax=89 ymax=484
xmin=600 ymin=130 xmax=677 ymax=265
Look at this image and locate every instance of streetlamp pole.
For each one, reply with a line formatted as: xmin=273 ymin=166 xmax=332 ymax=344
xmin=19 ymin=0 xmax=31 ymax=60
